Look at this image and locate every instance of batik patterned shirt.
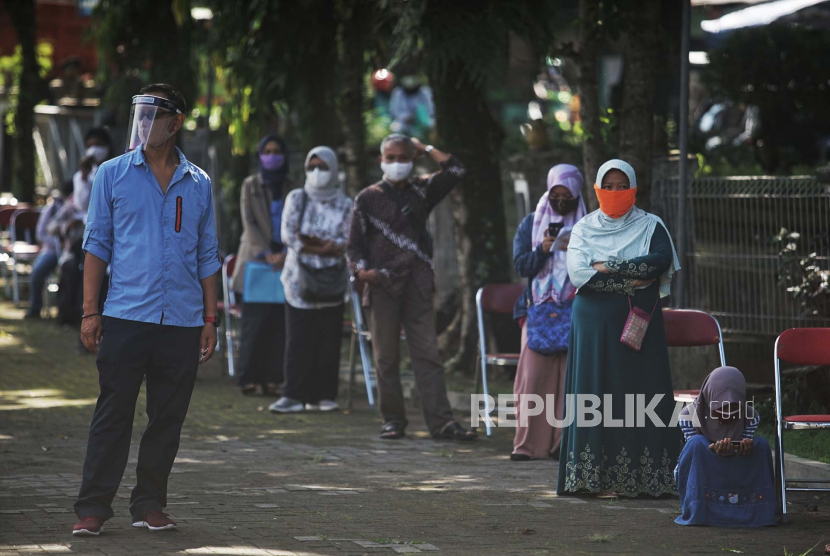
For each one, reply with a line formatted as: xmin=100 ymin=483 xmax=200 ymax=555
xmin=346 ymin=157 xmax=465 ymax=300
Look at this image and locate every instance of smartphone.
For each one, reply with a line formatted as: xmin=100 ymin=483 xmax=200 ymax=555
xmin=548 ymin=222 xmax=564 ymax=237
xmin=730 ymin=440 xmax=742 ymax=446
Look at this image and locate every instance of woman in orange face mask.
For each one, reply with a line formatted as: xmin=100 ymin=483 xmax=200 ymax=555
xmin=556 ymin=159 xmax=683 ymax=499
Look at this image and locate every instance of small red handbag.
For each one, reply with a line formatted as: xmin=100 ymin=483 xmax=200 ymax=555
xmin=620 ymin=297 xmax=660 ymax=351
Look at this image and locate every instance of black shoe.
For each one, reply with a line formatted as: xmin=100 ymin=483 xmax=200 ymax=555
xmin=510 ymin=453 xmax=531 ymax=461
xmin=23 ymin=311 xmax=41 ymax=320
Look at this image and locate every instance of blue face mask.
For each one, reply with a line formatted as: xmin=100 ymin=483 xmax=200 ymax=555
xmin=260 ymin=154 xmax=285 ymax=171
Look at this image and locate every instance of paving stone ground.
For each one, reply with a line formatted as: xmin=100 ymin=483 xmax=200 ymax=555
xmin=1 ymin=301 xmax=828 ymax=555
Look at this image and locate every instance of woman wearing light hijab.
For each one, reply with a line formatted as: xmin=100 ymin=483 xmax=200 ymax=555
xmin=557 ymin=159 xmax=683 ymax=498
xmin=231 ymin=134 xmax=291 ymax=396
xmin=269 ymin=147 xmax=353 ymax=413
xmin=675 ymin=367 xmax=775 ymax=527
xmin=510 ymin=164 xmax=587 ymax=461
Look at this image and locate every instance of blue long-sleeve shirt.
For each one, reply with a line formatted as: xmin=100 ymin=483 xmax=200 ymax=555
xmin=512 ymin=212 xmax=554 ymax=320
xmin=83 ymin=146 xmax=221 ymax=328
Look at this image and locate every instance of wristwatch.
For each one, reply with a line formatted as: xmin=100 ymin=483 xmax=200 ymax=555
xmin=425 ymin=145 xmax=434 ymax=154
xmin=204 ymin=314 xmax=222 ymax=328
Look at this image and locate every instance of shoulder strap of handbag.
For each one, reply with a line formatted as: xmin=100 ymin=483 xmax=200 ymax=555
xmin=298 ymin=189 xmax=308 ymax=229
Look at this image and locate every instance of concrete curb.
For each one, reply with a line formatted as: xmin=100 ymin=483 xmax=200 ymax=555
xmin=780 ymin=452 xmax=830 ymax=490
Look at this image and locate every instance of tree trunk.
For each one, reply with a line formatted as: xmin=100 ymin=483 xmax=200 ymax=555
xmin=430 ymin=62 xmax=511 ymax=374
xmin=576 ymin=0 xmax=604 ymax=212
xmin=295 ymin=1 xmax=341 ymax=150
xmin=335 ymin=0 xmax=369 ymax=196
xmin=8 ymin=0 xmax=38 ymax=203
xmin=618 ymin=0 xmax=661 ymax=211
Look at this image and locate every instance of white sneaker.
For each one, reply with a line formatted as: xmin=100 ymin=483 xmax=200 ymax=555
xmin=269 ymin=397 xmax=304 ymax=413
xmin=318 ymin=400 xmax=339 ymax=412
xmin=304 ymin=403 xmax=320 ymax=411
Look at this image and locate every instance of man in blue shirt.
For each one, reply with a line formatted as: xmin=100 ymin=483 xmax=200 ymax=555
xmin=73 ymin=84 xmax=222 ymax=536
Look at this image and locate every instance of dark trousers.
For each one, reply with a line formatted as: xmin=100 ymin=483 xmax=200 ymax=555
xmin=367 ymin=278 xmax=454 ymax=435
xmin=237 ymin=301 xmax=285 ymax=387
xmin=27 ymin=251 xmax=58 ymax=314
xmin=283 ymin=303 xmax=344 ymax=403
xmin=74 ymin=317 xmax=201 ymax=522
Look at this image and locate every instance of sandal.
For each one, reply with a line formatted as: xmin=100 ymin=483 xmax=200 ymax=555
xmin=380 ymin=421 xmax=406 ymax=440
xmin=240 ymin=384 xmax=258 ymax=396
xmin=597 ymin=491 xmax=618 ymax=499
xmin=433 ymin=421 xmax=478 ymax=441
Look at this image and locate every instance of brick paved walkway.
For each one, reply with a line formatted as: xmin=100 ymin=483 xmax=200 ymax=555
xmin=0 ymin=302 xmax=828 ymax=555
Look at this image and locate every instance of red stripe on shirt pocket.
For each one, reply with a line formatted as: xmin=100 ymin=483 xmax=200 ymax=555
xmin=175 ymin=196 xmax=183 ymax=233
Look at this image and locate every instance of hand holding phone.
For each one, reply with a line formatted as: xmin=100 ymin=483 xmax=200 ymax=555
xmin=548 ymin=222 xmax=564 ymax=238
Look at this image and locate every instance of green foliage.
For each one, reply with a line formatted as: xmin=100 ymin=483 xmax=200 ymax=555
xmin=705 ymin=24 xmax=830 ymax=171
xmin=385 ymin=0 xmax=556 ymax=89
xmin=694 ymin=151 xmax=765 ymax=178
xmin=91 ymin=0 xmax=197 ymax=129
xmin=775 ymin=229 xmax=830 ymax=318
xmin=0 ymin=42 xmax=53 ymax=136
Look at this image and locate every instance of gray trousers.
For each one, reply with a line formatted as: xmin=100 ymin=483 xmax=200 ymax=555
xmin=367 ymin=278 xmax=454 ymax=435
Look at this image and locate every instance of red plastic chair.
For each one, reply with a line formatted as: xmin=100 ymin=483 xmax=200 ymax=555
xmin=662 ymin=309 xmax=726 ymax=403
xmin=773 ymin=328 xmax=830 ymax=518
xmin=9 ymin=208 xmax=41 ymax=307
xmin=475 ymin=283 xmax=526 ymax=436
xmin=221 ymin=254 xmax=242 ymax=377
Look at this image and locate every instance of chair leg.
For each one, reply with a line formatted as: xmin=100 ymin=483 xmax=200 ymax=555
xmin=775 ymin=426 xmax=788 ymax=519
xmin=347 ymin=331 xmax=357 ymax=410
xmin=226 ymin=317 xmax=236 ymax=378
xmin=12 ymin=263 xmax=20 ymax=307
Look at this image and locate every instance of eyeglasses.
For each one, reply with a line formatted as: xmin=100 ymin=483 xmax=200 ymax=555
xmin=136 ymin=110 xmax=174 ymax=123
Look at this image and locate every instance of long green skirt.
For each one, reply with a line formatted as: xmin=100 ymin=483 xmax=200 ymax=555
xmin=556 ymin=282 xmax=682 ymax=497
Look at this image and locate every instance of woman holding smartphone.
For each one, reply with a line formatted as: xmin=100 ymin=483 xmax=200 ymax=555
xmin=510 ymin=164 xmax=586 ymax=461
xmin=675 ymin=366 xmax=776 ymax=527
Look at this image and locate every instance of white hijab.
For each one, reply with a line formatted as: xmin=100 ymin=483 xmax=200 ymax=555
xmin=303 ymin=146 xmax=343 ymax=202
xmin=567 ymin=159 xmax=681 ymax=298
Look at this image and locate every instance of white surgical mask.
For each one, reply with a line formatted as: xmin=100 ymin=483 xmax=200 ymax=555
xmin=381 ymin=161 xmax=413 ymax=182
xmin=86 ymin=145 xmax=109 ymax=164
xmin=306 ymin=168 xmax=332 ymax=190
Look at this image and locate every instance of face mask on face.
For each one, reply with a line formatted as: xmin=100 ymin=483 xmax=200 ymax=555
xmin=594 ymin=184 xmax=637 ymax=219
xmin=260 ymin=154 xmax=285 ymax=172
xmin=306 ymin=168 xmax=332 ymax=190
xmin=381 ymin=161 xmax=413 ymax=182
xmin=551 ymin=197 xmax=579 ymax=216
xmin=86 ymin=146 xmax=109 ymax=164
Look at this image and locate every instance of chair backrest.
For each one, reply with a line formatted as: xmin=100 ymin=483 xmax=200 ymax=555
xmin=222 ymin=254 xmax=237 ymax=305
xmin=10 ymin=209 xmax=40 ymax=244
xmin=0 ymin=206 xmax=18 ymax=229
xmin=663 ymin=309 xmax=722 ymax=347
xmin=775 ymin=328 xmax=830 ymax=366
xmin=478 ymin=283 xmax=526 ymax=315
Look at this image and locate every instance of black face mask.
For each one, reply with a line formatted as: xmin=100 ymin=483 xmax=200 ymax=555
xmin=551 ymin=198 xmax=579 ymax=216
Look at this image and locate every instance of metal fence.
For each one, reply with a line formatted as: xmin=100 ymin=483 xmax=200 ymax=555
xmin=652 ymin=176 xmax=830 ymax=338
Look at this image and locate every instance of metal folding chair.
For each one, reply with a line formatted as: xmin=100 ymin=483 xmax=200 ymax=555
xmin=662 ymin=308 xmax=726 ymax=403
xmin=773 ymin=328 xmax=830 ymax=518
xmin=475 ymin=283 xmax=525 ymax=436
xmin=9 ymin=208 xmax=41 ymax=307
xmin=0 ymin=205 xmax=22 ymax=298
xmin=220 ymin=254 xmax=242 ymax=377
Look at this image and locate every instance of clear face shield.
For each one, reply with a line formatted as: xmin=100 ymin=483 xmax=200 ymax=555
xmin=126 ymin=95 xmax=184 ymax=152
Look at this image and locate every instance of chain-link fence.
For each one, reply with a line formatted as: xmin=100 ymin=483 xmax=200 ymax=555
xmin=653 ymin=176 xmax=830 ymax=338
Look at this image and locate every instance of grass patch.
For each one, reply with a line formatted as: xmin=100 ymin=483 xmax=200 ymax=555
xmin=756 ymin=426 xmax=830 ymax=465
xmin=588 ymin=533 xmax=613 ymax=543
